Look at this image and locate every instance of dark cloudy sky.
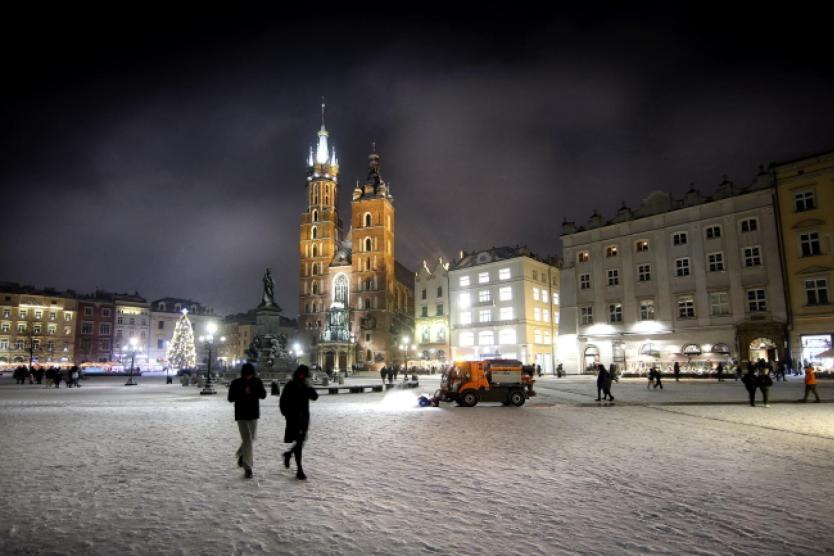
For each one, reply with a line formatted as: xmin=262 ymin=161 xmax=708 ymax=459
xmin=2 ymin=5 xmax=832 ymax=315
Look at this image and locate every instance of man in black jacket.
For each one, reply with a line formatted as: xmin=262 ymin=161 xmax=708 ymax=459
xmin=227 ymin=363 xmax=266 ymax=479
xmin=280 ymin=365 xmax=319 ymax=480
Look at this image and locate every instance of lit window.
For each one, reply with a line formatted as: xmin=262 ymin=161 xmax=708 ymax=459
xmin=19 ymin=309 xmax=27 ymax=318
xmin=740 ymin=218 xmax=758 ymax=233
xmin=479 ymin=310 xmax=492 ymax=323
xmin=805 ymin=279 xmax=830 ymax=305
xmin=459 ymin=332 xmax=474 ymax=346
xmin=580 ymin=306 xmax=593 ymax=325
xmin=552 ymin=292 xmax=559 ymax=305
xmin=33 ymin=324 xmax=42 ymax=334
xmin=554 ymin=311 xmax=560 ymax=323
xmin=532 ymin=287 xmax=540 ymax=301
xmin=672 ymin=232 xmax=688 ymax=246
xmin=498 ymin=329 xmax=516 ymax=344
xmin=478 ymin=330 xmax=494 ymax=346
xmin=675 ymin=258 xmax=690 ymax=277
xmin=609 ymin=303 xmax=623 ymax=323
xmin=478 ymin=272 xmax=489 ymax=283
xmin=534 ymin=329 xmax=542 ymax=344
xmin=64 ymin=313 xmax=72 ymax=322
xmin=533 ymin=308 xmax=541 ymax=321
xmin=747 ymin=289 xmax=767 ymax=312
xmin=577 ymin=251 xmax=590 ymax=263
xmin=743 ymin=246 xmax=762 ymax=267
xmin=635 ymin=240 xmax=649 ymax=252
xmin=640 ymin=300 xmax=655 ymax=321
xmin=580 ymin=274 xmax=591 ymax=290
xmin=678 ymin=296 xmax=696 ymax=318
xmin=705 ymin=225 xmax=722 ymax=240
xmin=795 ymin=191 xmax=816 ymax=212
xmin=459 ymin=311 xmax=472 ymax=325
xmin=606 ymin=245 xmax=618 ymax=258
xmin=478 ymin=290 xmax=491 ymax=303
xmin=542 ymin=309 xmax=550 ymax=323
xmin=499 ymin=268 xmax=511 ymax=280
xmin=499 ymin=307 xmax=514 ymax=320
xmin=800 ymin=232 xmax=822 ymax=257
xmin=607 ymin=269 xmax=620 ymax=286
xmin=17 ymin=323 xmax=26 ymax=333
xmin=638 ymin=264 xmax=651 ymax=282
xmin=708 ymin=252 xmax=725 ymax=272
xmin=34 ymin=311 xmax=42 ymax=320
xmin=499 ymin=287 xmax=512 ymax=301
xmin=459 ymin=276 xmax=470 ymax=287
xmin=458 ymin=292 xmax=470 ymax=308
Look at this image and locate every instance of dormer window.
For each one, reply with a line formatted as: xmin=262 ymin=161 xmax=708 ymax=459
xmin=635 ymin=240 xmax=649 ymax=253
xmin=578 ymin=251 xmax=590 ymax=263
xmin=605 ymin=245 xmax=618 ymax=258
xmin=158 ymin=302 xmax=166 ymax=311
xmin=705 ymin=225 xmax=722 ymax=240
xmin=672 ymin=232 xmax=688 ymax=246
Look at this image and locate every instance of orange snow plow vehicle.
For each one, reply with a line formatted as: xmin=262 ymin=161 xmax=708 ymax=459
xmin=429 ymin=359 xmax=535 ymax=407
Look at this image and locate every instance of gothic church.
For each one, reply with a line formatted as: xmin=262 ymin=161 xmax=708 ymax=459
xmin=298 ymin=111 xmax=414 ymax=372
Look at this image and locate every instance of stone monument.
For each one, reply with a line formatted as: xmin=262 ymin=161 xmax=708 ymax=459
xmin=245 ymin=268 xmax=296 ymax=381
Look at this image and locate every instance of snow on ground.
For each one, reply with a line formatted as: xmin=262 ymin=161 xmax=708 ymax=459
xmin=1 ymin=375 xmax=833 ymax=555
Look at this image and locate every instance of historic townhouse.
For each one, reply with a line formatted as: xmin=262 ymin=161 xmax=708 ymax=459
xmin=558 ymin=176 xmax=787 ymax=374
xmin=414 ymin=257 xmax=451 ymax=368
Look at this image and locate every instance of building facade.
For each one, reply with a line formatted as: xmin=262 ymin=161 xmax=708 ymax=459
xmin=148 ymin=298 xmax=216 ymax=370
xmin=558 ymin=178 xmax=787 ymax=375
xmin=773 ymin=151 xmax=834 ymax=366
xmin=414 ymin=258 xmax=451 ymax=368
xmin=449 ymin=247 xmax=560 ymax=372
xmin=112 ymin=293 xmax=151 ymax=369
xmin=0 ymin=283 xmax=77 ymax=367
xmin=297 ymin=116 xmax=414 ymax=372
xmin=75 ymin=291 xmax=115 ymax=363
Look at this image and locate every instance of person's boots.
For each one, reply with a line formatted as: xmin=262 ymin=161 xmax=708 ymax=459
xmin=283 ymin=451 xmax=291 ymax=469
xmin=295 ymin=451 xmax=306 ymax=480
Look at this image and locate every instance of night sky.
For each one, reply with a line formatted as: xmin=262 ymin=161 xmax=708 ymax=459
xmin=2 ymin=5 xmax=833 ymax=315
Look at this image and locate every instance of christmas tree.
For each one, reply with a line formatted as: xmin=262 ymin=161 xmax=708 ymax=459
xmin=167 ymin=310 xmax=196 ymax=370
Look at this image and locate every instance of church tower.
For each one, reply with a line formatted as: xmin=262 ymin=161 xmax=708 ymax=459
xmin=298 ymin=104 xmax=341 ymax=344
xmin=350 ymin=148 xmax=407 ymax=364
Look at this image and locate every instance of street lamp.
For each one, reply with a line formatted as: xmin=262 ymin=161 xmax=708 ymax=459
xmin=198 ymin=322 xmax=225 ymax=395
xmin=123 ymin=337 xmax=141 ymax=386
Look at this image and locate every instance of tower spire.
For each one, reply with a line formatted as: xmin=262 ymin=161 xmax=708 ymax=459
xmin=321 ymin=97 xmax=326 ymax=130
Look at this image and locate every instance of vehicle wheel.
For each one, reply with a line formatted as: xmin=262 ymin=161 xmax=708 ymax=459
xmin=509 ymin=390 xmax=526 ymax=407
xmin=460 ymin=390 xmax=479 ymax=407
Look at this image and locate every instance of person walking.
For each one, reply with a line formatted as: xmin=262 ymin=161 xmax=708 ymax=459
xmin=758 ymin=367 xmax=773 ymax=407
xmin=673 ymin=362 xmax=681 ymax=382
xmin=227 ymin=363 xmax=266 ymax=479
xmin=605 ymin=365 xmax=617 ymax=401
xmin=280 ymin=365 xmax=319 ymax=480
xmin=800 ymin=364 xmax=821 ymax=403
xmin=379 ymin=365 xmax=387 ymax=384
xmin=647 ymin=367 xmax=655 ymax=389
xmin=716 ymin=362 xmax=724 ymax=382
xmin=653 ymin=368 xmax=663 ymax=390
xmin=741 ymin=366 xmax=759 ymax=407
xmin=596 ymin=364 xmax=610 ymax=402
xmin=734 ymin=360 xmax=742 ymax=381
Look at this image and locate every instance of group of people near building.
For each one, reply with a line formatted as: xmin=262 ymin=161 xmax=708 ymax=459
xmin=378 ymin=364 xmax=419 ymax=384
xmin=11 ymin=365 xmax=83 ymax=388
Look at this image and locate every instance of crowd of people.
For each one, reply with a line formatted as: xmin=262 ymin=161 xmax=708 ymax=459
xmin=11 ymin=365 xmax=83 ymax=388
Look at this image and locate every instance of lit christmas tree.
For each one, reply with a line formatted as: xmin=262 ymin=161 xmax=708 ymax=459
xmin=167 ymin=309 xmax=196 ymax=370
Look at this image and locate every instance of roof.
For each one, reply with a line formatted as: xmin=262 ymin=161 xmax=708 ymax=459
xmin=450 ymin=246 xmax=551 ymax=270
xmin=395 ymin=261 xmax=415 ymax=287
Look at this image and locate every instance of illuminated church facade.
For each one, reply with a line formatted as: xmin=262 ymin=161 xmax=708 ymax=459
xmin=298 ymin=111 xmax=414 ymax=372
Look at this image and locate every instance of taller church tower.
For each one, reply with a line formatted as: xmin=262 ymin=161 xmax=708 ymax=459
xmin=298 ymin=104 xmax=341 ymax=343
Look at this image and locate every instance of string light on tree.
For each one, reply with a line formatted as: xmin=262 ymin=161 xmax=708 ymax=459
xmin=167 ymin=308 xmax=197 ymax=370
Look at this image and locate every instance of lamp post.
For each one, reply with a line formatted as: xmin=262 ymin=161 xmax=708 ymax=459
xmin=123 ymin=337 xmax=141 ymax=386
xmin=198 ymin=322 xmax=225 ymax=395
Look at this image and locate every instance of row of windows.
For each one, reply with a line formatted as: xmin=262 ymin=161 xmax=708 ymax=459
xmin=419 ymin=304 xmax=444 ymax=317
xmin=81 ymin=323 xmax=112 ymax=336
xmin=420 ymin=286 xmax=444 ymax=300
xmin=578 ymin=247 xmax=764 ymax=289
xmin=116 ymin=317 xmax=146 ymax=326
xmin=576 ymin=218 xmax=760 ymax=262
xmin=579 ymin=288 xmax=775 ymax=325
xmin=419 ymin=327 xmax=447 ymax=343
xmin=458 ymin=268 xmax=512 ymax=287
xmin=459 ymin=307 xmax=560 ymax=324
xmin=0 ymin=309 xmax=73 ymax=321
xmin=0 ymin=323 xmax=73 ymax=335
xmin=0 ymin=339 xmax=72 ymax=351
xmin=458 ymin=329 xmax=551 ymax=347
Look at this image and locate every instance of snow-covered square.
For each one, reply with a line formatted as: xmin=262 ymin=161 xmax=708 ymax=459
xmin=1 ymin=375 xmax=834 ymax=555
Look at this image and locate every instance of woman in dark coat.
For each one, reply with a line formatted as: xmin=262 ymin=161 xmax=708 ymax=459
xmin=280 ymin=365 xmax=319 ymax=480
xmin=741 ymin=365 xmax=759 ymax=407
xmin=595 ymin=364 xmax=609 ymax=402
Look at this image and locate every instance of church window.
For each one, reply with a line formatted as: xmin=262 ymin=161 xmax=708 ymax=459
xmin=312 ymin=244 xmax=318 ymax=257
xmin=312 ymin=281 xmax=319 ymax=295
xmin=364 ymin=258 xmax=371 ymax=271
xmin=312 ymin=263 xmax=318 ymax=275
xmin=312 ymin=209 xmax=318 ymax=222
xmin=364 ymin=237 xmax=372 ymax=252
xmin=311 ymin=226 xmax=318 ymax=240
xmin=364 ymin=212 xmax=372 ymax=227
xmin=364 ymin=299 xmax=371 ymax=309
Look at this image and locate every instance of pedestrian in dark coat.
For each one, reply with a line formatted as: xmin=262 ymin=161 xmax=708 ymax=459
xmin=54 ymin=369 xmax=63 ymax=388
xmin=647 ymin=367 xmax=655 ymax=389
xmin=758 ymin=368 xmax=773 ymax=407
xmin=673 ymin=362 xmax=681 ymax=382
xmin=227 ymin=363 xmax=266 ymax=478
xmin=595 ymin=364 xmax=610 ymax=401
xmin=280 ymin=365 xmax=319 ymax=480
xmin=716 ymin=362 xmax=724 ymax=382
xmin=653 ymin=368 xmax=663 ymax=390
xmin=380 ymin=366 xmax=387 ymax=384
xmin=741 ymin=367 xmax=759 ymax=407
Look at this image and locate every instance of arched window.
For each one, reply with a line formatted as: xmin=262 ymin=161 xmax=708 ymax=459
xmin=312 ymin=209 xmax=319 ymax=222
xmin=311 ymin=263 xmax=318 ymax=275
xmin=712 ymin=343 xmax=731 ymax=354
xmin=174 ymin=303 xmax=181 ymax=312
xmin=364 ymin=258 xmax=371 ymax=271
xmin=333 ymin=274 xmax=348 ymax=305
xmin=364 ymin=212 xmax=372 ymax=227
xmin=364 ymin=237 xmax=372 ymax=252
xmin=422 ymin=328 xmax=430 ymax=342
xmin=311 ymin=226 xmax=318 ymax=240
xmin=312 ymin=244 xmax=318 ymax=258
xmin=682 ymin=344 xmax=702 ymax=355
xmin=366 ymin=349 xmax=372 ymax=362
xmin=312 ymin=281 xmax=319 ymax=295
xmin=158 ymin=302 xmax=166 ymax=311
xmin=639 ymin=343 xmax=660 ymax=357
xmin=478 ymin=330 xmax=495 ymax=346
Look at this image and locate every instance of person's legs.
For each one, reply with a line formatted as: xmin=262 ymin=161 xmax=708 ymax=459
xmin=236 ymin=420 xmax=255 ymax=471
xmin=596 ymin=386 xmax=602 ymax=400
xmin=748 ymin=388 xmax=756 ymax=407
xmin=812 ymin=384 xmax=821 ymax=402
xmin=293 ymin=438 xmax=305 ymax=479
xmin=762 ymin=388 xmax=769 ymax=406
